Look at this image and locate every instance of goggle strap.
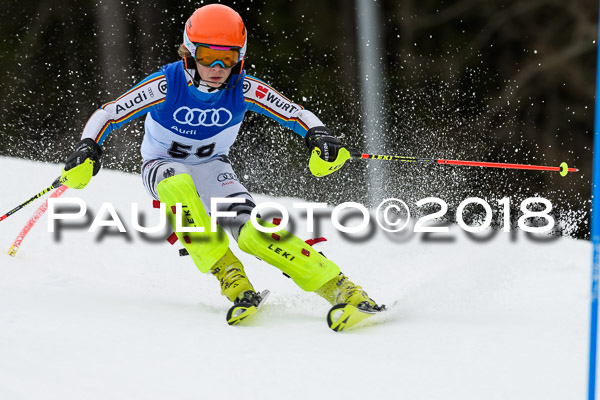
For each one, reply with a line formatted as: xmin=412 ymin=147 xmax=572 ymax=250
xmin=205 ymin=44 xmax=235 ymax=51
xmin=183 ymin=30 xmax=197 ymax=58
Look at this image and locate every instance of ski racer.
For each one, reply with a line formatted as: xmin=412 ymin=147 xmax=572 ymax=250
xmin=60 ymin=3 xmax=383 ymax=324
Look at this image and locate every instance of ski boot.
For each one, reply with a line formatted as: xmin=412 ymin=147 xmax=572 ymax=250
xmin=316 ymin=273 xmax=383 ymax=312
xmin=210 ymin=248 xmax=270 ymax=325
xmin=210 ymin=248 xmax=255 ymax=302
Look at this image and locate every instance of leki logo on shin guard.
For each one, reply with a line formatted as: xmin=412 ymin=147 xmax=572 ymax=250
xmin=182 ymin=206 xmax=195 ymax=226
xmin=267 ymin=244 xmax=296 ymax=261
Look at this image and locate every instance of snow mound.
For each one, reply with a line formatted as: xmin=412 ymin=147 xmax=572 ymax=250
xmin=0 ymin=156 xmax=591 ymax=399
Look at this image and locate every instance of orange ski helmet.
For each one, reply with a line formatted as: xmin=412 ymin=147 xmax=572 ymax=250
xmin=183 ymin=4 xmax=247 ymax=69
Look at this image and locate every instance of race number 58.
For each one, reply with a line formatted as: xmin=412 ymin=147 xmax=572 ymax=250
xmin=168 ymin=141 xmax=215 ymax=159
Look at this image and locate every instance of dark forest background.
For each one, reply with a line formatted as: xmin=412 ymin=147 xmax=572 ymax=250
xmin=0 ymin=0 xmax=596 ymax=238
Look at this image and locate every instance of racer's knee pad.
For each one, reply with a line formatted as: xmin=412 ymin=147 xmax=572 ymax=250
xmin=237 ymin=219 xmax=340 ymax=292
xmin=157 ymin=173 xmax=228 ymax=273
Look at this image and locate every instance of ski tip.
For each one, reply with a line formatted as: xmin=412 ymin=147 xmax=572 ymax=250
xmin=327 ymin=303 xmax=351 ymax=332
xmin=226 ymin=303 xmax=258 ymax=326
xmin=327 ymin=303 xmax=380 ymax=332
xmin=226 ymin=289 xmax=270 ymax=326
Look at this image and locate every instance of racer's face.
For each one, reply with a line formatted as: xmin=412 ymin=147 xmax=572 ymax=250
xmin=196 ymin=62 xmax=232 ymax=88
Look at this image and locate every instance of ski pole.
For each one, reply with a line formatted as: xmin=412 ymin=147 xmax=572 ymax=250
xmin=0 ymin=177 xmax=62 ymax=222
xmin=348 ymin=149 xmax=578 ymax=177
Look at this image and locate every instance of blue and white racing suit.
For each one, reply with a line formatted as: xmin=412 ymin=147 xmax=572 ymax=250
xmin=79 ymin=60 xmax=325 ymax=238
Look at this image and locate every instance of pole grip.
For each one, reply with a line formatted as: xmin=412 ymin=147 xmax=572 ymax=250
xmin=348 ymin=148 xmax=363 ymax=159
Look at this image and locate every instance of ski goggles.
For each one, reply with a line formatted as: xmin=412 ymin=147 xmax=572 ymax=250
xmin=194 ymin=44 xmax=240 ymax=69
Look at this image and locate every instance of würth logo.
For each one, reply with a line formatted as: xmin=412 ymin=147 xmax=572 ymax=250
xmin=255 ymin=85 xmax=268 ymax=99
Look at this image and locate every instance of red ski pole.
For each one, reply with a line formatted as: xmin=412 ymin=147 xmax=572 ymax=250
xmin=348 ymin=149 xmax=578 ymax=177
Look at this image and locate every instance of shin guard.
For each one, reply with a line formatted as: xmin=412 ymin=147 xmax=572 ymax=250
xmin=237 ymin=219 xmax=340 ymax=292
xmin=157 ymin=174 xmax=228 ymax=273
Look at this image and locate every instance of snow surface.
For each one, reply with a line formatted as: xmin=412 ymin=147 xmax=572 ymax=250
xmin=0 ymin=156 xmax=593 ymax=400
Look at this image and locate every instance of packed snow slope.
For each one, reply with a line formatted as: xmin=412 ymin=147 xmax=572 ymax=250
xmin=0 ymin=156 xmax=593 ymax=400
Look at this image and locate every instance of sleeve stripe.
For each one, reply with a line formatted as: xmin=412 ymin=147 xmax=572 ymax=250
xmin=101 ymin=75 xmax=165 ymax=109
xmin=244 ymin=98 xmax=309 ymax=131
xmin=95 ymin=97 xmax=165 ymax=143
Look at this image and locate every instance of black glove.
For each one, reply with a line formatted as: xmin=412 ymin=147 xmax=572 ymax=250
xmin=64 ymin=138 xmax=102 ymax=175
xmin=305 ymin=126 xmax=343 ymax=162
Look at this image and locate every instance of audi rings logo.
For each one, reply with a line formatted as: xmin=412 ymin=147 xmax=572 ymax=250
xmin=217 ymin=172 xmax=238 ymax=182
xmin=173 ymin=107 xmax=233 ymax=127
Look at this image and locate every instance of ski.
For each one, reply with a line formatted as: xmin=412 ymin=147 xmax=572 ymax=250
xmin=226 ymin=290 xmax=270 ymax=326
xmin=327 ymin=302 xmax=386 ymax=332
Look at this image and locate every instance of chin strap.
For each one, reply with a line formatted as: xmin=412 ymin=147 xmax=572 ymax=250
xmin=183 ymin=57 xmax=201 ymax=87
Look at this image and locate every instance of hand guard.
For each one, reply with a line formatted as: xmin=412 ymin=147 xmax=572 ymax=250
xmin=60 ymin=138 xmax=102 ymax=189
xmin=305 ymin=127 xmax=350 ymax=177
xmin=305 ymin=126 xmax=342 ymax=162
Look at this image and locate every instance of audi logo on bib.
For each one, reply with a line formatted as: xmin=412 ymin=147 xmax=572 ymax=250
xmin=173 ymin=106 xmax=233 ymax=127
